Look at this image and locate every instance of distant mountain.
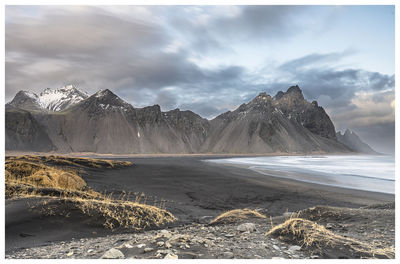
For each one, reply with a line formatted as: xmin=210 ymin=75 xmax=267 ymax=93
xmin=6 ymin=85 xmax=88 ymax=112
xmin=201 ymin=85 xmax=347 ymax=153
xmin=336 ymin=129 xmax=379 ymax=154
xmin=5 ymin=85 xmax=351 ymax=154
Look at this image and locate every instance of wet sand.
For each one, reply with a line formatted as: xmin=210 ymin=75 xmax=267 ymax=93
xmin=5 ymin=155 xmax=394 ymax=253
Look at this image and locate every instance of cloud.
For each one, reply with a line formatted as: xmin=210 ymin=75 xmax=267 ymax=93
xmin=5 ymin=6 xmax=249 ymax=105
xmin=166 ymin=6 xmax=309 ymax=55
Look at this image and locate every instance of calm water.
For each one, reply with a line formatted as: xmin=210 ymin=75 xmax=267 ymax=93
xmin=206 ymin=155 xmax=395 ymax=194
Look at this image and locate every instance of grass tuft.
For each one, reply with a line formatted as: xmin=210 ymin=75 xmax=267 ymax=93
xmin=210 ymin=208 xmax=266 ymax=225
xmin=266 ymin=218 xmax=394 ymax=259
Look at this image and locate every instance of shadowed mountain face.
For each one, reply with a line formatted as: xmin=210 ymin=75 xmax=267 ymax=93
xmin=5 ymin=85 xmax=351 ymax=154
xmin=5 ymin=108 xmax=55 ymax=152
xmin=336 ymin=129 xmax=379 ymax=155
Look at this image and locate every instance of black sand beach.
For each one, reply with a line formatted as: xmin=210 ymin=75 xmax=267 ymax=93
xmin=5 ymin=155 xmax=394 ymax=254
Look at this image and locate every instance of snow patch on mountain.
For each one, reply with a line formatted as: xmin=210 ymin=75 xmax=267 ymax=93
xmin=37 ymin=85 xmax=89 ymax=111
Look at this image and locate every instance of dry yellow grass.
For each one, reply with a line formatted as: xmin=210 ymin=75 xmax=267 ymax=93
xmin=210 ymin=208 xmax=266 ymax=225
xmin=6 ymin=160 xmax=86 ymax=191
xmin=5 ymin=155 xmax=176 ymax=230
xmin=7 ymin=155 xmax=133 ymax=169
xmin=73 ymin=196 xmax=176 ymax=230
xmin=266 ymin=218 xmax=394 ymax=258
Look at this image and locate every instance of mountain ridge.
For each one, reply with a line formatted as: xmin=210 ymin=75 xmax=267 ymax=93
xmin=6 ymin=85 xmax=353 ymax=154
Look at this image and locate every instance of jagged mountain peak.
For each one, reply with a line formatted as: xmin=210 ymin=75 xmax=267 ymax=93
xmin=274 ymin=91 xmax=285 ymax=100
xmin=93 ymin=89 xmax=115 ymax=98
xmin=81 ymin=89 xmax=133 ymax=113
xmin=286 ymin=85 xmax=302 ymax=94
xmin=38 ymin=84 xmax=89 ymax=111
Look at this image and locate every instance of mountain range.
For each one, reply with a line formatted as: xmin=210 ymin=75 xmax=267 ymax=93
xmin=5 ymin=84 xmax=376 ymax=154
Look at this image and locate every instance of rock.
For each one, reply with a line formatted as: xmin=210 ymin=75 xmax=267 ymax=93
xmin=165 ymin=241 xmax=172 ymax=249
xmin=283 ymin=212 xmax=294 ymax=218
xmin=237 ymin=223 xmax=256 ymax=232
xmin=272 ymin=257 xmax=285 ymax=259
xmin=222 ymin=252 xmax=234 ymax=259
xmin=156 ymin=249 xmax=173 ymax=255
xmin=225 ymin=233 xmax=234 ymax=238
xmin=311 ymin=255 xmax=319 ymax=259
xmin=87 ymin=249 xmax=94 ymax=253
xmin=326 ymin=223 xmax=333 ymax=229
xmin=123 ymin=243 xmax=134 ymax=249
xmin=288 ymin=245 xmax=301 ymax=252
xmin=157 ymin=241 xmax=165 ymax=247
xmin=66 ymin=251 xmax=74 ymax=257
xmin=164 ymin=253 xmax=178 ymax=259
xmin=101 ymin=248 xmax=124 ymax=259
xmin=136 ymin=243 xmax=146 ymax=248
xmin=272 ymin=245 xmax=280 ymax=251
xmin=143 ymin=248 xmax=154 ymax=253
xmin=159 ymin=230 xmax=172 ymax=239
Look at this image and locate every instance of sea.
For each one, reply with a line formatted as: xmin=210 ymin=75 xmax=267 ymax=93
xmin=206 ymin=155 xmax=395 ymax=194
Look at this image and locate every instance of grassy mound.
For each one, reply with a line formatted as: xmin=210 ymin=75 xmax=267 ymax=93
xmin=210 ymin=208 xmax=266 ymax=225
xmin=5 ymin=155 xmax=176 ymax=230
xmin=6 ymin=160 xmax=86 ymax=192
xmin=266 ymin=218 xmax=394 ymax=258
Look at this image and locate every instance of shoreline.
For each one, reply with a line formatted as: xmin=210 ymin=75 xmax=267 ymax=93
xmin=204 ymin=156 xmax=395 ymax=195
xmin=5 ymin=150 xmax=371 ymax=158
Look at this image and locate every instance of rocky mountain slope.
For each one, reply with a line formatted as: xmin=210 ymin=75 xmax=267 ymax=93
xmin=201 ymin=86 xmax=346 ymax=153
xmin=336 ymin=129 xmax=379 ymax=154
xmin=5 ymin=85 xmax=351 ymax=154
xmin=5 ymin=108 xmax=55 ymax=152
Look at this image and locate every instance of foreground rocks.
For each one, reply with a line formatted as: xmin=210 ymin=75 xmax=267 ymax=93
xmin=6 ymin=203 xmax=394 ymax=259
xmin=6 ymin=219 xmax=308 ymax=259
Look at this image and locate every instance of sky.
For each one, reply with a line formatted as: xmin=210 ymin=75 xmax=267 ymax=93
xmin=5 ymin=5 xmax=395 ymax=154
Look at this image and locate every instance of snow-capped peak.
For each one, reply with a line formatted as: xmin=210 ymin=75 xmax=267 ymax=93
xmin=36 ymin=85 xmax=89 ymax=111
xmin=16 ymin=85 xmax=87 ymax=111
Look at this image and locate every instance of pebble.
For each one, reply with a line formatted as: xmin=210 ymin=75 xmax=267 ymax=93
xmin=222 ymin=252 xmax=234 ymax=259
xmin=165 ymin=241 xmax=172 ymax=249
xmin=159 ymin=230 xmax=172 ymax=239
xmin=157 ymin=241 xmax=165 ymax=247
xmin=101 ymin=248 xmax=124 ymax=259
xmin=288 ymin=245 xmax=301 ymax=252
xmin=272 ymin=245 xmax=280 ymax=251
xmin=237 ymin=223 xmax=256 ymax=232
xmin=143 ymin=248 xmax=154 ymax=253
xmin=123 ymin=243 xmax=134 ymax=248
xmin=136 ymin=243 xmax=146 ymax=248
xmin=164 ymin=253 xmax=178 ymax=259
